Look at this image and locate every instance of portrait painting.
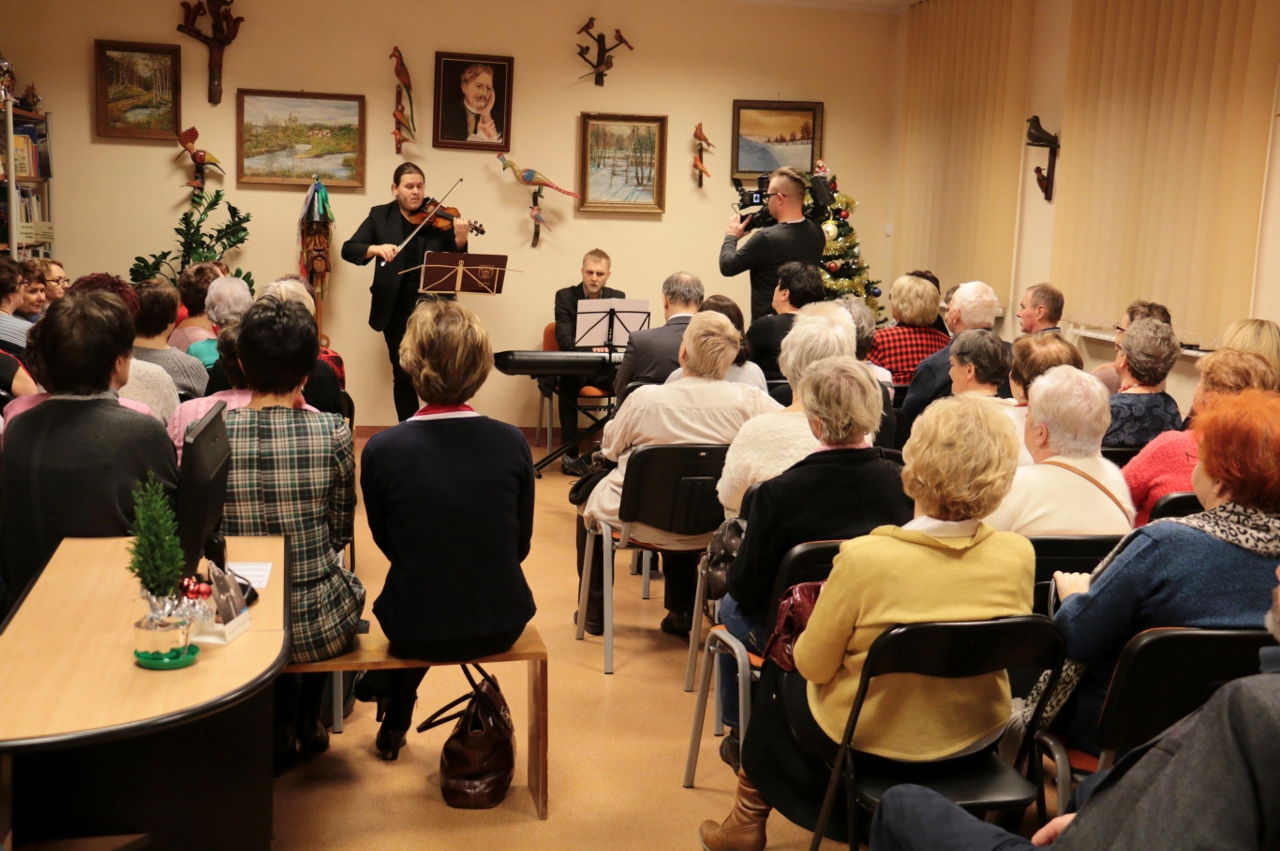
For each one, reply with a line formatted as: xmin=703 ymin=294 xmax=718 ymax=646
xmin=236 ymin=89 xmax=365 ymax=187
xmin=432 ymin=52 xmax=514 ymax=152
xmin=95 ymin=41 xmax=181 ymax=140
xmin=577 ymin=113 xmax=667 ymax=214
xmin=731 ymin=100 xmax=824 ymax=180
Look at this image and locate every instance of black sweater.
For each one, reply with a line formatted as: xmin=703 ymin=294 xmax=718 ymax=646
xmin=719 ymin=219 xmax=825 ymax=322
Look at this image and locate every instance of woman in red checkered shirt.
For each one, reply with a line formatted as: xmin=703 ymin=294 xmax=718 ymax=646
xmin=867 ymin=274 xmax=951 ymax=384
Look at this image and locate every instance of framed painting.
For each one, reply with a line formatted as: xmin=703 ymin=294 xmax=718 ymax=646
xmin=236 ymin=89 xmax=365 ymax=187
xmin=578 ymin=113 xmax=667 ymax=213
xmin=432 ymin=52 xmax=514 ymax=152
xmin=94 ymin=40 xmax=181 ymax=140
xmin=730 ymin=100 xmax=823 ymax=180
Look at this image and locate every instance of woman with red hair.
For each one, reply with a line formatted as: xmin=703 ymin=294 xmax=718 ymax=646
xmin=1048 ymin=389 xmax=1280 ymax=755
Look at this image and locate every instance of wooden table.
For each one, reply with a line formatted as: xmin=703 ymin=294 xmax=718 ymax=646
xmin=0 ymin=537 xmax=289 ymax=850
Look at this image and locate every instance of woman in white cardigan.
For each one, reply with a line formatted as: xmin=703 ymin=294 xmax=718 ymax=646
xmin=983 ymin=365 xmax=1134 ymax=536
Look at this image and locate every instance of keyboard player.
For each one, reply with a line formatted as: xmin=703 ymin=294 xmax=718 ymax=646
xmin=548 ymin=249 xmax=625 ymax=476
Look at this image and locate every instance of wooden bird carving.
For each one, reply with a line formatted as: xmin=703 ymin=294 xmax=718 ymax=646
xmin=576 ymin=17 xmax=596 ymax=34
xmin=1034 ymin=166 xmax=1050 ymax=194
xmin=693 ymin=154 xmax=711 ymax=178
xmin=390 ymin=47 xmax=416 ymax=133
xmin=694 ymin=123 xmax=715 ymax=149
xmin=392 ymin=102 xmax=414 ymax=139
xmin=578 ymin=55 xmax=613 ymax=79
xmin=498 ymin=154 xmax=581 ymax=198
xmin=391 ymin=128 xmax=408 ymax=149
xmin=530 ymin=204 xmax=552 ymax=231
xmin=614 ymin=29 xmax=634 ymax=50
xmin=175 ymin=126 xmax=224 ymax=188
xmin=577 ymin=44 xmax=591 ymax=59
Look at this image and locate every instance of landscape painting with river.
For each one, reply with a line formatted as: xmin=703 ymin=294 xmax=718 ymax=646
xmin=94 ymin=41 xmax=181 ymax=140
xmin=236 ymin=90 xmax=366 ymax=187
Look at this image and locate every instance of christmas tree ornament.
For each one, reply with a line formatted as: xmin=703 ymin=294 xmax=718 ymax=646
xmin=870 ymin=286 xmax=881 ymax=297
xmin=840 ymin=209 xmax=849 ymax=220
xmin=822 ymin=220 xmax=839 ymax=241
xmin=827 ymin=261 xmax=840 ymax=273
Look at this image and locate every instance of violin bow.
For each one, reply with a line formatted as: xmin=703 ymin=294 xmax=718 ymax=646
xmin=380 ymin=178 xmax=464 ymax=267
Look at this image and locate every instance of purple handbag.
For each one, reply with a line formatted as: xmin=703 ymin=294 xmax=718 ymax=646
xmin=762 ymin=581 xmax=825 ymax=672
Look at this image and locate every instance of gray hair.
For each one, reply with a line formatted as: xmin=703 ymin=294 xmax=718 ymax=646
xmin=950 ymin=329 xmax=1011 ymax=386
xmin=204 ymin=276 xmax=254 ymax=326
xmin=1120 ymin=317 xmax=1180 ymax=386
xmin=662 ymin=272 xmax=704 ymax=308
xmin=948 ymin=281 xmax=999 ymax=328
xmin=797 ymin=356 xmax=883 ymax=445
xmin=1027 ymin=365 xmax=1112 ymax=457
xmin=777 ymin=314 xmax=858 ymax=386
xmin=837 ymin=296 xmax=877 ymax=360
xmin=256 ymin=279 xmax=315 ymax=316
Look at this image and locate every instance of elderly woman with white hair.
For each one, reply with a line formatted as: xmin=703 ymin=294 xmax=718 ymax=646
xmin=901 ymin=280 xmax=1005 ymax=424
xmin=576 ymin=311 xmax=779 ymax=636
xmin=185 ymin=276 xmax=253 ymax=367
xmin=867 ymin=274 xmax=951 ymax=384
xmin=1105 ymin=317 xmax=1183 ymax=447
xmin=983 ymin=365 xmax=1134 ymax=536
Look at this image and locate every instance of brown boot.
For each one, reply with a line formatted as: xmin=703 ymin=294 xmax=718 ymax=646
xmin=698 ymin=768 xmax=771 ymax=851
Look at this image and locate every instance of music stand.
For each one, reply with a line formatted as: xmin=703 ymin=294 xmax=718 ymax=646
xmin=574 ymin=298 xmax=650 ymax=349
xmin=399 ymin=252 xmax=511 ymax=296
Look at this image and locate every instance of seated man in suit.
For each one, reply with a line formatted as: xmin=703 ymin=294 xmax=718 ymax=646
xmin=612 ymin=271 xmax=704 ymax=403
xmin=549 ymin=249 xmax=626 ymax=476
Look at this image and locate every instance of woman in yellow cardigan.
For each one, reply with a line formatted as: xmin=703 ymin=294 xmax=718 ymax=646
xmin=699 ymin=393 xmax=1034 ymax=851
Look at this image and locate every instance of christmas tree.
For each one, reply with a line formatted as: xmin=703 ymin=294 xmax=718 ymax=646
xmin=127 ymin=472 xmax=185 ymax=599
xmin=815 ymin=179 xmax=882 ymax=318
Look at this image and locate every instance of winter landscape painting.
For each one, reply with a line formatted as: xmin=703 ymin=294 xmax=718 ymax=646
xmin=578 ymin=113 xmax=667 ymax=213
xmin=731 ymin=100 xmax=823 ymax=180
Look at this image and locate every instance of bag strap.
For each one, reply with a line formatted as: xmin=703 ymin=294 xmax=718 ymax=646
xmin=416 ymin=692 xmax=473 ymax=733
xmin=1039 ymin=460 xmax=1133 ymax=524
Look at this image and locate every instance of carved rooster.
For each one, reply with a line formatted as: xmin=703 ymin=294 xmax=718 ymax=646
xmin=175 ymin=126 xmax=224 ymax=188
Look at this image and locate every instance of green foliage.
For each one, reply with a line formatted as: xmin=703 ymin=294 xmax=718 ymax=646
xmin=127 ymin=473 xmax=185 ymax=598
xmin=130 ymin=190 xmax=254 ymax=290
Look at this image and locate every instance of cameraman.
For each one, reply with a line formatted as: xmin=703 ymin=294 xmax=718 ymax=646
xmin=719 ymin=166 xmax=826 ymax=322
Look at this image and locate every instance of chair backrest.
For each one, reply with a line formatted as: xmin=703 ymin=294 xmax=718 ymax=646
xmin=1148 ymin=491 xmax=1201 ymax=521
xmin=542 ymin=321 xmax=559 ymax=353
xmin=765 ymin=540 xmax=842 ymax=633
xmin=1029 ymin=535 xmax=1123 ymax=615
xmin=617 ymin=444 xmax=728 ymax=536
xmin=1101 ymin=446 xmax=1142 ymax=467
xmin=880 ymin=448 xmax=903 ymax=465
xmin=1096 ymin=627 xmax=1274 ymax=753
xmin=739 ymin=480 xmax=764 ymax=519
xmin=337 ymin=390 xmax=356 ymax=432
xmin=618 ymin=380 xmax=655 ymax=406
xmin=891 ymin=383 xmax=910 ymax=408
xmin=892 ymin=409 xmax=910 ymax=450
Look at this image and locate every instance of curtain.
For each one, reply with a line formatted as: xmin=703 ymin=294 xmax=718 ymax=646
xmin=1051 ymin=0 xmax=1280 ymax=347
xmin=892 ymin=0 xmax=1034 ymax=297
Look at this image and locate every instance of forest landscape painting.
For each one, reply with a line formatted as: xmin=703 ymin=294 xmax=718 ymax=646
xmin=236 ymin=89 xmax=365 ymax=187
xmin=94 ymin=41 xmax=181 ymax=140
xmin=731 ymin=100 xmax=823 ymax=179
xmin=578 ymin=113 xmax=667 ymax=213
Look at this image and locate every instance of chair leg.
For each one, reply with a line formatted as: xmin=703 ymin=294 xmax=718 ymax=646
xmin=576 ymin=526 xmax=596 ymax=641
xmin=641 ymin=551 xmax=651 ymax=600
xmin=630 ymin=550 xmax=641 ymax=576
xmin=535 ymin=394 xmax=545 ymax=447
xmin=683 ymin=632 xmax=721 ymax=787
xmin=331 ymin=670 xmax=344 ymax=734
xmin=1035 ymin=730 xmax=1073 ymax=811
xmin=685 ymin=557 xmax=709 ymax=692
xmin=600 ymin=521 xmax=615 ymax=675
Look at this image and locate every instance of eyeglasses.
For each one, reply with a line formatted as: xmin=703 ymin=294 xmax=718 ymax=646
xmin=761 ymin=192 xmax=785 ymax=202
xmin=46 ymin=277 xmax=67 ymax=286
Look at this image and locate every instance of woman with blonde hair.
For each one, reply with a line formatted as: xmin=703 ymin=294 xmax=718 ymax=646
xmin=699 ymin=394 xmax=1033 ymax=850
xmin=866 ymin=274 xmax=950 ymax=384
xmin=1224 ymin=318 xmax=1280 ymax=372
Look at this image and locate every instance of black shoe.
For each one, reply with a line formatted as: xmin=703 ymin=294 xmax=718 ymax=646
xmin=561 ymin=455 xmax=591 ymax=477
xmin=299 ymin=712 xmax=330 ymax=755
xmin=375 ymin=720 xmax=409 ymax=761
xmin=573 ymin=609 xmax=604 ymax=636
xmin=352 ymin=672 xmax=391 ymax=721
xmin=660 ymin=610 xmax=693 ymax=636
xmin=719 ymin=729 xmax=741 ymax=772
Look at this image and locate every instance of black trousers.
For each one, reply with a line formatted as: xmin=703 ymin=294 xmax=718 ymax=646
xmin=575 ymin=515 xmax=698 ymax=621
xmin=382 ymin=290 xmax=455 ymax=422
xmin=556 ymin=374 xmax=611 ymax=457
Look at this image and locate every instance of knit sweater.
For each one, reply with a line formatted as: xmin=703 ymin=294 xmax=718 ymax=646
xmin=1123 ymin=429 xmax=1196 ymax=525
xmin=716 ymin=410 xmax=817 ymax=515
xmin=1104 ymin=391 xmax=1183 ymax=448
xmin=120 ymin=358 xmax=179 ymax=424
xmin=132 ymin=345 xmax=209 ymax=398
xmin=982 ymin=455 xmax=1134 ymax=536
xmin=794 ymin=523 xmax=1034 ymax=759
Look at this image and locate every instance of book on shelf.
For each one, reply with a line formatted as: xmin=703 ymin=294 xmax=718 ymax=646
xmin=12 ymin=125 xmax=40 ymax=177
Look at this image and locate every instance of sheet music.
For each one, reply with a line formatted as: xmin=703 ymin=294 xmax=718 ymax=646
xmin=228 ymin=561 xmax=273 ymax=589
xmin=575 ymin=299 xmax=650 ymax=348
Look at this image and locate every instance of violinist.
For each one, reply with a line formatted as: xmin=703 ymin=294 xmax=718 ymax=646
xmin=342 ymin=162 xmax=474 ymax=421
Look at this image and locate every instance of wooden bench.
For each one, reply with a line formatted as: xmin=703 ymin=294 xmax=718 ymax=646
xmin=284 ymin=624 xmax=548 ymax=819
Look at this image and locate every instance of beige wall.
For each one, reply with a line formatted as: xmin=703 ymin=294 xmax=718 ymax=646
xmin=1 ymin=0 xmax=904 ymax=426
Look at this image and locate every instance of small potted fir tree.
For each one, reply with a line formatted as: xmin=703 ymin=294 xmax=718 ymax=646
xmin=129 ymin=473 xmax=204 ymax=669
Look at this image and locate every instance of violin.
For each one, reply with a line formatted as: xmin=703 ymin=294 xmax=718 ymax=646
xmin=408 ymin=197 xmax=485 ymax=236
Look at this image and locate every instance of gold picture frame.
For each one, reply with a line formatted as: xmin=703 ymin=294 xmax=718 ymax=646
xmin=577 ymin=112 xmax=667 ymax=213
xmin=236 ymin=89 xmax=366 ymax=188
xmin=730 ymin=100 xmax=823 ymax=180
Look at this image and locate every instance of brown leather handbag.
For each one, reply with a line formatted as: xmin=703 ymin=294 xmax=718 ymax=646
xmin=417 ymin=664 xmax=515 ymax=809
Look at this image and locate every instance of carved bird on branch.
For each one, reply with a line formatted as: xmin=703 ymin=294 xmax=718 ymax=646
xmin=694 ymin=123 xmax=715 ymax=149
xmin=498 ymin=154 xmax=581 ymax=199
xmin=578 ymin=56 xmax=613 ymax=79
xmin=693 ymin=154 xmax=711 ymax=178
xmin=576 ymin=17 xmax=595 ymax=34
xmin=614 ymin=30 xmax=634 ymax=50
xmin=392 ymin=102 xmax=414 ymax=139
xmin=530 ymin=205 xmax=552 ymax=231
xmin=390 ymin=47 xmax=417 ymax=133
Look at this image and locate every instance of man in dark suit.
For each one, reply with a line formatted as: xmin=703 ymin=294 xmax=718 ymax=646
xmin=340 ymin=163 xmax=472 ymax=421
xmin=612 ymin=271 xmax=704 ymax=401
xmin=549 ymin=249 xmax=626 ymax=476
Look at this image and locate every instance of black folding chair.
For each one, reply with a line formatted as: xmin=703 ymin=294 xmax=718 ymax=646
xmin=880 ymin=448 xmax=903 ymax=465
xmin=893 ymin=409 xmax=910 ymax=450
xmin=1101 ymin=446 xmax=1142 ymax=467
xmin=811 ymin=616 xmax=1066 ymax=848
xmin=1148 ymin=491 xmax=1201 ymax=521
xmin=1028 ymin=535 xmax=1123 ymax=616
xmin=576 ymin=444 xmax=728 ymax=674
xmin=891 ymin=383 xmax=910 ymax=408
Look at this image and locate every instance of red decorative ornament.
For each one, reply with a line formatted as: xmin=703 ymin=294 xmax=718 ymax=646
xmin=182 ymin=577 xmax=200 ymax=599
xmin=839 ymin=209 xmax=850 ymax=220
xmin=198 ymin=583 xmax=212 ymax=599
xmin=829 ymin=180 xmax=838 ymax=191
xmin=827 ymin=261 xmax=840 ymax=273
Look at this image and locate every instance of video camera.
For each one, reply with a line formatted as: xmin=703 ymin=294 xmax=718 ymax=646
xmin=731 ymin=172 xmax=834 ymax=232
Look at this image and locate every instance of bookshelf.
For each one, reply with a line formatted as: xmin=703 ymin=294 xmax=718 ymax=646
xmin=2 ymin=102 xmax=53 ymax=258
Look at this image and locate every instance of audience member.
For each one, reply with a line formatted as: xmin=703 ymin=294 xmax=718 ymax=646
xmin=838 ymin=295 xmax=892 ymax=385
xmin=15 ymin=261 xmax=46 ymax=321
xmin=32 ymin=259 xmax=67 ymax=304
xmin=666 ymin=295 xmax=767 ymax=391
xmin=0 ymin=291 xmax=177 ymax=612
xmin=901 ymin=281 xmax=1005 ymax=424
xmin=867 ymin=274 xmax=950 ymax=383
xmin=222 ymin=296 xmax=365 ymax=759
xmin=0 ymin=351 xmax=36 ymax=399
xmin=1092 ymin=300 xmax=1173 ymax=394
xmin=744 ymin=261 xmax=825 ymax=381
xmin=906 ymin=268 xmax=950 ymax=335
xmin=716 ymin=313 xmax=857 ymax=515
xmin=275 ymin=273 xmax=347 ymax=389
xmin=65 ymin=273 xmax=178 ymax=423
xmin=699 ymin=394 xmax=1031 ymax=849
xmin=984 ymin=366 xmax=1133 ymax=535
xmin=167 ymin=261 xmax=225 ymax=351
xmin=1124 ymin=348 xmax=1278 ymax=524
xmin=577 ymin=312 xmax=778 ymax=637
xmin=1015 ymin=282 xmax=1064 ymax=334
xmin=716 ymin=357 xmax=912 ymax=763
xmin=130 ymin=279 xmax=209 ymax=397
xmin=1104 ymin=317 xmax=1183 ymax=447
xmin=1224 ymin=317 xmax=1280 ymax=373
xmin=949 ymin=329 xmax=1013 ymax=401
xmin=611 ymin=271 xmax=704 ymax=402
xmin=1006 ymin=332 xmax=1084 ymax=465
xmin=186 ymin=276 xmax=253 ymax=367
xmin=1049 ymin=389 xmax=1280 ymax=755
xmin=356 ymin=300 xmax=536 ymax=760
xmin=0 ymin=257 xmax=34 ymax=355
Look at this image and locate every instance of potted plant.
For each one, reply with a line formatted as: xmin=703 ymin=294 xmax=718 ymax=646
xmin=128 ymin=473 xmax=207 ymax=669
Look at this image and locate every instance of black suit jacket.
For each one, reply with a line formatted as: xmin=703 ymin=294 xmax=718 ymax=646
xmin=553 ymin=283 xmax=626 ymax=351
xmin=726 ymin=447 xmax=914 ymax=625
xmin=613 ymin=315 xmax=692 ymax=400
xmin=340 ymin=201 xmax=463 ymax=332
xmin=440 ymin=102 xmax=506 ymax=144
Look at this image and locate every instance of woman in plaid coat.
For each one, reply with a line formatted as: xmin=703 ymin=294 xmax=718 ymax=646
xmin=222 ymin=295 xmax=366 ymax=761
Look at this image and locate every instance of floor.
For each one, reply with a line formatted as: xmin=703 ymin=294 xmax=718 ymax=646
xmin=271 ymin=433 xmax=1055 ymax=849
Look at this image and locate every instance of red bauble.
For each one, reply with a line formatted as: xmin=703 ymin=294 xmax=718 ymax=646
xmin=197 ymin=583 xmax=212 ymax=599
xmin=839 ymin=209 xmax=850 ymax=220
xmin=829 ymin=180 xmax=838 ymax=191
xmin=827 ymin=261 xmax=840 ymax=273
